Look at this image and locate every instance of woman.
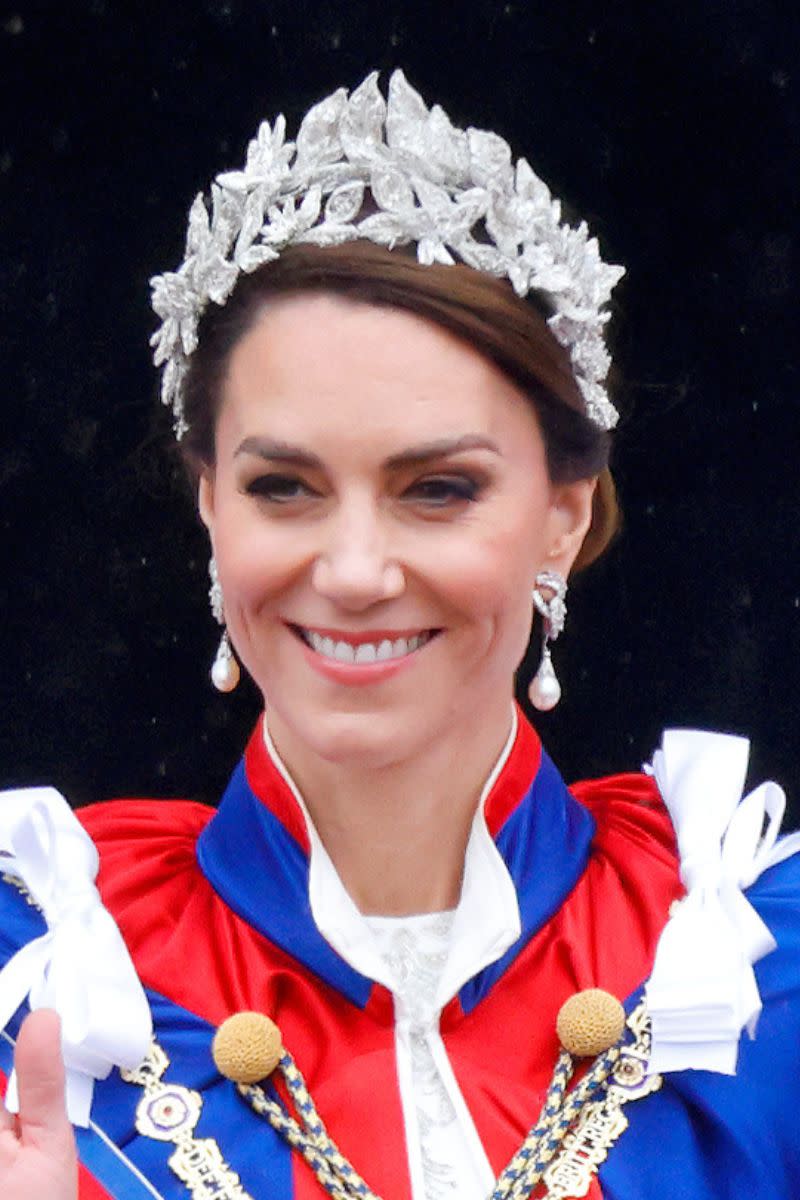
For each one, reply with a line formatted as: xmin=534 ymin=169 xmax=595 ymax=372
xmin=1 ymin=71 xmax=798 ymax=1200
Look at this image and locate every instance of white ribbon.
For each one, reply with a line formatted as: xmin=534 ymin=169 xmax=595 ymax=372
xmin=645 ymin=730 xmax=800 ymax=1075
xmin=0 ymin=786 xmax=152 ymax=1125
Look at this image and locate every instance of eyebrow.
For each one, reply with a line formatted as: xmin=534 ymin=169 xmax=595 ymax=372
xmin=235 ymin=437 xmax=323 ymax=468
xmin=234 ymin=434 xmax=501 ymax=469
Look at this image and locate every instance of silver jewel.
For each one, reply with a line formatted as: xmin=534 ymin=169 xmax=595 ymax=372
xmin=208 ymin=555 xmax=225 ymax=625
xmin=208 ymin=556 xmax=240 ymax=692
xmin=529 ymin=570 xmax=568 ymax=712
xmin=532 ymin=568 xmax=567 ymax=639
xmin=151 ymin=71 xmax=624 ymax=440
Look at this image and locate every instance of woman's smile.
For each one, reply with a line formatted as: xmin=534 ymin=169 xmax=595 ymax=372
xmin=292 ymin=623 xmax=439 ymax=661
xmin=289 ymin=622 xmax=441 ymax=684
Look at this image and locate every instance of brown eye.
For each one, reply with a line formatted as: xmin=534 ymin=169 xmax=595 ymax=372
xmin=244 ymin=474 xmax=317 ymax=502
xmin=406 ymin=476 xmax=483 ymax=506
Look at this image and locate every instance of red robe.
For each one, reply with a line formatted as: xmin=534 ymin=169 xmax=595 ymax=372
xmin=67 ymin=710 xmax=682 ymax=1198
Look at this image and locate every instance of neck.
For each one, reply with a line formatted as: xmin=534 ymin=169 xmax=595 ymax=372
xmin=265 ymin=702 xmax=516 ymax=917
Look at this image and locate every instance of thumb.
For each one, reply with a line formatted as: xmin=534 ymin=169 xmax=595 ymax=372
xmin=15 ymin=1010 xmax=72 ymax=1150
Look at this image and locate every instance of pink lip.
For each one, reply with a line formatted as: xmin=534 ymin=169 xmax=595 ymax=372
xmin=290 ymin=624 xmax=433 ymax=647
xmin=292 ymin=626 xmax=437 ymax=686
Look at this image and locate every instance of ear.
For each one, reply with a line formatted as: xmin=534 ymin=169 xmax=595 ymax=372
xmin=197 ymin=470 xmax=216 ymax=534
xmin=543 ymin=477 xmax=597 ymax=579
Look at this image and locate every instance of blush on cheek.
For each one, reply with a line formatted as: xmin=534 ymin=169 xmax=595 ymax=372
xmin=223 ymin=535 xmax=301 ymax=602
xmin=446 ymin=549 xmax=527 ymax=619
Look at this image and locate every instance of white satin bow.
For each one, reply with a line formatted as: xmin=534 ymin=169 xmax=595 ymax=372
xmin=0 ymin=786 xmax=152 ymax=1126
xmin=645 ymin=730 xmax=800 ymax=1075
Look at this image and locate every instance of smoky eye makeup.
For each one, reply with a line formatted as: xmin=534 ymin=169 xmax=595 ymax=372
xmin=403 ymin=474 xmax=486 ymax=505
xmin=242 ymin=472 xmax=319 ymax=502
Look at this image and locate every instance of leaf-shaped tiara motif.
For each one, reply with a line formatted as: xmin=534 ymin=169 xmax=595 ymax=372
xmin=150 ymin=71 xmax=625 ymax=439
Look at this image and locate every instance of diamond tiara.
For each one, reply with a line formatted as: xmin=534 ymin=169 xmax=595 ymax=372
xmin=150 ymin=70 xmax=625 ymax=439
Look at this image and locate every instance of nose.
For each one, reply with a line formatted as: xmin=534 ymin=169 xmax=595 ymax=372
xmin=311 ymin=499 xmax=405 ymax=609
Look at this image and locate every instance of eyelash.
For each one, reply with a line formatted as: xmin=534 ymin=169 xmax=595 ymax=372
xmin=245 ymin=474 xmax=313 ymax=502
xmin=404 ymin=475 xmax=483 ymax=505
xmin=243 ymin=473 xmax=484 ymax=506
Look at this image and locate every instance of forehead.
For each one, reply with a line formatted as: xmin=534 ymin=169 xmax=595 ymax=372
xmin=220 ymin=293 xmax=543 ymax=451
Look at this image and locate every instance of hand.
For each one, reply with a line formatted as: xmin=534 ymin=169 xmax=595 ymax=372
xmin=0 ymin=1010 xmax=78 ymax=1200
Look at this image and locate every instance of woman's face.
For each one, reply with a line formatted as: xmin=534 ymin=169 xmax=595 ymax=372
xmin=199 ymin=293 xmax=594 ymax=769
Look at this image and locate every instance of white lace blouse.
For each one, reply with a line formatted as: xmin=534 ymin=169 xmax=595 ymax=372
xmin=365 ymin=910 xmax=481 ymax=1200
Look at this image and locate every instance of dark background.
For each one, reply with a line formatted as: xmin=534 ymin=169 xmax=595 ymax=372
xmin=1 ymin=1 xmax=798 ymax=821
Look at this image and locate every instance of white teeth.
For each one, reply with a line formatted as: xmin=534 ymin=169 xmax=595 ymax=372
xmin=333 ymin=640 xmax=356 ymax=663
xmin=304 ymin=629 xmax=432 ymax=663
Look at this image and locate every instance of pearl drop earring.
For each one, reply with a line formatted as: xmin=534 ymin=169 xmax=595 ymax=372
xmin=529 ymin=570 xmax=567 ymax=712
xmin=209 ymin=556 xmax=240 ymax=693
xmin=211 ymin=629 xmax=240 ymax=693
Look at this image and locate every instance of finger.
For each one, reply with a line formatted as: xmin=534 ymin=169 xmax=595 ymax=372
xmin=0 ymin=1100 xmax=19 ymax=1155
xmin=14 ymin=1010 xmax=72 ymax=1151
xmin=0 ymin=1115 xmax=21 ymax=1172
xmin=0 ymin=1094 xmax=16 ymax=1135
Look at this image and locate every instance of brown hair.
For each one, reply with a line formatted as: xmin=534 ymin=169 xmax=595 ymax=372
xmin=180 ymin=241 xmax=620 ymax=569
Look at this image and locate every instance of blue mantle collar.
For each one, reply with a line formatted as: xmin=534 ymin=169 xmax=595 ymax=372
xmin=196 ymin=711 xmax=595 ymax=1013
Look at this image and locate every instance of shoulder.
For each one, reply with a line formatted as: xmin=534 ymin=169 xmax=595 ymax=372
xmin=0 ymin=793 xmax=215 ymax=966
xmin=77 ymin=796 xmax=215 ymax=915
xmin=75 ymin=797 xmax=218 ymax=968
xmin=571 ymin=768 xmax=680 ymax=870
xmin=571 ymin=767 xmax=662 ymax=813
xmin=78 ymin=795 xmax=215 ymax=875
xmin=567 ymin=771 xmax=683 ymax=975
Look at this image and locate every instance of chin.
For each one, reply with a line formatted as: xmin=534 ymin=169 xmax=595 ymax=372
xmin=285 ymin=703 xmax=433 ymax=771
